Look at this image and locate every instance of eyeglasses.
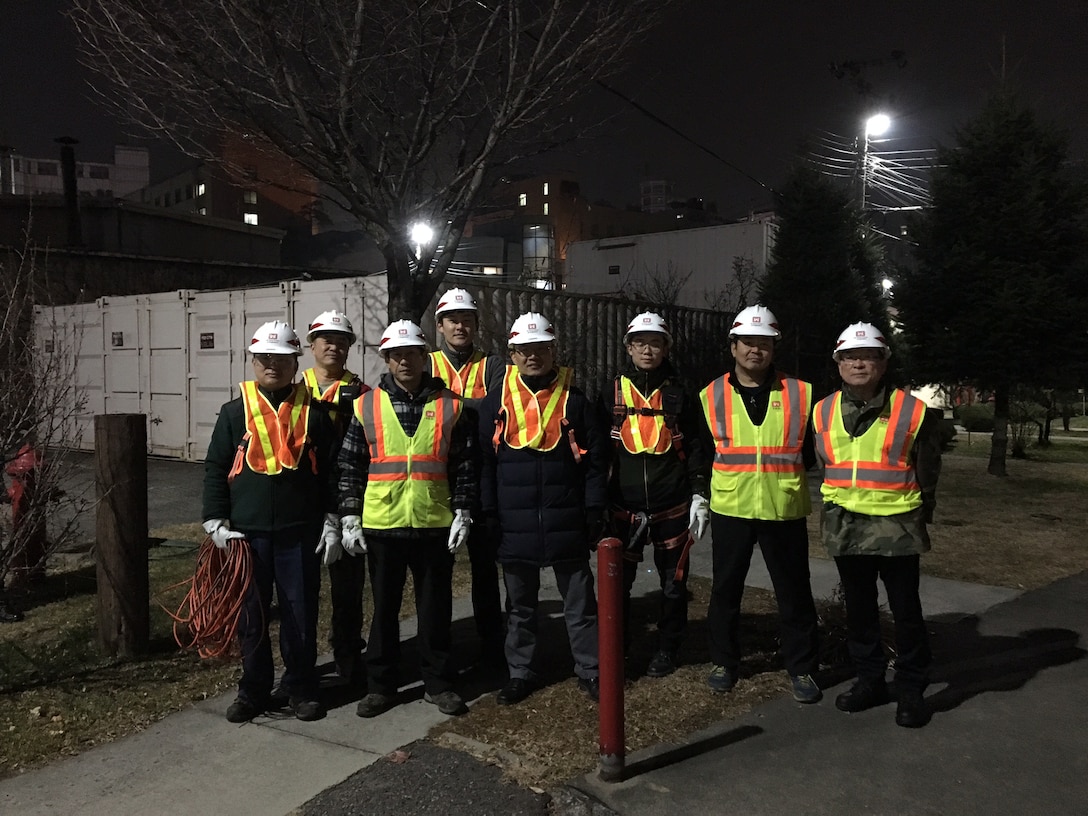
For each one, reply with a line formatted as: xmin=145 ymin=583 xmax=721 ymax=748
xmin=628 ymin=337 xmax=667 ymax=351
xmin=253 ymin=353 xmax=294 ymax=367
xmin=511 ymin=343 xmax=554 ymax=358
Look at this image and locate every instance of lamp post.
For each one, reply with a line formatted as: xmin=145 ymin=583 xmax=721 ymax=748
xmin=856 ymin=113 xmax=890 ymax=209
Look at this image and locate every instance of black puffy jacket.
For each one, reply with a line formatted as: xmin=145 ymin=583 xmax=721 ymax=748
xmin=479 ymin=370 xmax=607 ymax=567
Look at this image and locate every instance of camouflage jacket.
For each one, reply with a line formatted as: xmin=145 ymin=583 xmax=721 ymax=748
xmin=816 ymin=386 xmax=942 ymax=558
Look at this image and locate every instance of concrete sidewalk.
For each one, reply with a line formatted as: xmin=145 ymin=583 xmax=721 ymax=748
xmin=2 ymin=454 xmax=1081 ymax=814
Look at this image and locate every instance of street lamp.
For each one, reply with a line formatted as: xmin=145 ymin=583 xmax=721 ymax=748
xmin=409 ymin=221 xmax=434 ymax=260
xmin=857 ymin=113 xmax=891 ymax=209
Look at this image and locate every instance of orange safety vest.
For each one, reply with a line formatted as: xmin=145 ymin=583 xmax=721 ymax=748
xmin=429 ymin=349 xmax=489 ymax=400
xmin=812 ymin=389 xmax=926 ymax=515
xmin=232 ymin=382 xmax=314 ymax=478
xmin=613 ymin=376 xmax=674 ymax=455
xmin=495 ymin=366 xmax=582 ymax=456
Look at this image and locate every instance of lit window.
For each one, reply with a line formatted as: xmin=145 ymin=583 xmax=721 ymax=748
xmin=243 ymin=190 xmax=257 ymax=204
xmin=519 ymin=193 xmax=527 ymax=207
xmin=244 ymin=212 xmax=259 ymax=225
xmin=198 ymin=207 xmax=207 ymax=216
xmin=196 ymin=182 xmax=206 ymax=196
xmin=543 ymin=203 xmax=549 ymax=216
xmin=543 ymin=182 xmax=549 ymax=196
xmin=482 ymin=266 xmax=502 ymax=275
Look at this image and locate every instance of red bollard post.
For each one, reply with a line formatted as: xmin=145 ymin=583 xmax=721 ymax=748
xmin=6 ymin=443 xmax=47 ymax=586
xmin=597 ymin=536 xmax=625 ymax=782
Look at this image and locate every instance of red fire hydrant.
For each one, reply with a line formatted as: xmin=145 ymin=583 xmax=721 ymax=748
xmin=5 ymin=444 xmax=47 ymax=586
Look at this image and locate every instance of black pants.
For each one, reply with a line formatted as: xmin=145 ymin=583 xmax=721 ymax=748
xmin=328 ymin=553 xmax=367 ymax=665
xmin=834 ymin=554 xmax=930 ymax=690
xmin=365 ymin=534 xmax=455 ymax=697
xmin=707 ymin=513 xmax=819 ymax=676
xmin=614 ymin=511 xmax=690 ymax=656
xmin=465 ymin=520 xmax=504 ymax=652
xmin=237 ymin=523 xmax=322 ymax=703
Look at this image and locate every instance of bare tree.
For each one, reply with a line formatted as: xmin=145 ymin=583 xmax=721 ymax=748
xmin=1 ymin=241 xmax=91 ymax=591
xmin=623 ymin=261 xmax=694 ymax=307
xmin=71 ymin=0 xmax=669 ymax=319
xmin=703 ymin=255 xmax=761 ymax=314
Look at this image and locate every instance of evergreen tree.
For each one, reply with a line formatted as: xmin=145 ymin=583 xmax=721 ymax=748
xmin=760 ymin=166 xmax=888 ymax=396
xmin=896 ymin=94 xmax=1088 ymax=475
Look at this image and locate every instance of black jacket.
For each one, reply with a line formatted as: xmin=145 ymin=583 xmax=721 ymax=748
xmin=479 ymin=369 xmax=608 ymax=566
xmin=598 ymin=359 xmax=710 ymax=512
xmin=202 ymin=384 xmax=339 ymax=532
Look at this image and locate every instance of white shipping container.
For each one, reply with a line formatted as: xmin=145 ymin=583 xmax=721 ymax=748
xmin=38 ymin=274 xmax=388 ymax=461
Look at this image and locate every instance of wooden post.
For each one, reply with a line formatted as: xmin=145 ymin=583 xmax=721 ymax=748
xmin=94 ymin=414 xmax=149 ymax=657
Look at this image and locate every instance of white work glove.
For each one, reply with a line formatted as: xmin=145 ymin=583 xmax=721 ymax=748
xmin=688 ymin=494 xmax=709 ymax=541
xmin=447 ymin=509 xmax=471 ymax=554
xmin=341 ymin=514 xmax=367 ymax=556
xmin=202 ymin=518 xmax=245 ymax=550
xmin=316 ymin=513 xmax=344 ymax=565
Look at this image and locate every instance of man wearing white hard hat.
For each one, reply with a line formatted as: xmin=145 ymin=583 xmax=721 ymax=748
xmin=478 ymin=312 xmax=608 ymax=705
xmin=428 ymin=287 xmax=506 ymax=667
xmin=812 ymin=322 xmax=941 ymax=728
xmin=699 ymin=304 xmax=822 ymax=704
xmin=338 ymin=319 xmax=478 ymax=719
xmin=202 ymin=320 xmax=342 ymax=723
xmin=600 ymin=311 xmax=710 ymax=677
xmin=302 ymin=310 xmax=370 ymax=688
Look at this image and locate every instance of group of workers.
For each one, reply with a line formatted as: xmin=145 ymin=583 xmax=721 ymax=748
xmin=201 ymin=290 xmax=940 ymax=730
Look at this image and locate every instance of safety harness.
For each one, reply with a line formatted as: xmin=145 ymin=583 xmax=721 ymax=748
xmin=610 ymin=376 xmax=687 ymax=462
xmin=611 ymin=500 xmax=695 ymax=581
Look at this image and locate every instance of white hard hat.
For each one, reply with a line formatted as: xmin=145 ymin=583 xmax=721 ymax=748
xmin=729 ymin=304 xmax=781 ymax=339
xmin=379 ymin=319 xmax=428 ymax=352
xmin=833 ymin=322 xmax=891 ymax=358
xmin=435 ymin=287 xmax=478 ymax=317
xmin=306 ymin=310 xmax=356 ymax=344
xmin=508 ymin=312 xmax=556 ymax=346
xmin=249 ymin=320 xmax=303 ymax=355
xmin=623 ymin=311 xmax=672 ymax=344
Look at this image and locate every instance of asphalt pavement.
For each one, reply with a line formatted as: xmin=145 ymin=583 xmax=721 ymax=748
xmin=2 ymin=454 xmax=1085 ymax=815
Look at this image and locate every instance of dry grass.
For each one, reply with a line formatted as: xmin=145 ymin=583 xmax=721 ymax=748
xmin=3 ymin=444 xmax=1086 ymax=784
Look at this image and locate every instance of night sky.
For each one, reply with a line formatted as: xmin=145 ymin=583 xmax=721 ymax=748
xmin=3 ymin=0 xmax=1087 ymax=218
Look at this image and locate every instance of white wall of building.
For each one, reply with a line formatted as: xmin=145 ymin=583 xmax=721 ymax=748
xmin=3 ymin=145 xmax=150 ymax=198
xmin=565 ymin=220 xmax=776 ymax=310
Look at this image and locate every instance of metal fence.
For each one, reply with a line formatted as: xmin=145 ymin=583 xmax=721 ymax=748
xmin=434 ymin=273 xmax=735 ymax=398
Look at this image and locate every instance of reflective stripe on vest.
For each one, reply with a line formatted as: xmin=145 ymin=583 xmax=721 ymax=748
xmin=238 ymin=382 xmax=311 ymax=476
xmin=429 ymin=350 xmax=489 ymax=400
xmin=499 ymin=366 xmax=573 ymax=452
xmin=616 ymin=376 xmax=673 ymax=454
xmin=699 ymin=374 xmax=811 ymax=520
xmin=812 ymin=389 xmax=926 ymax=516
xmin=352 ymin=388 xmax=461 ymax=528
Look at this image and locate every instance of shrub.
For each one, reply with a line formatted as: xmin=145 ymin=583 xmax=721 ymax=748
xmin=954 ymin=403 xmax=994 ymax=432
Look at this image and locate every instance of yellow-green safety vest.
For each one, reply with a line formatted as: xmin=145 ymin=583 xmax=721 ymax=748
xmin=812 ymin=389 xmax=926 ymax=516
xmin=700 ymin=373 xmax=811 ymax=520
xmin=353 ymin=387 xmax=462 ymax=529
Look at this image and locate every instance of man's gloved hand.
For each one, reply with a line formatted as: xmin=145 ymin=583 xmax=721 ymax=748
xmin=340 ymin=514 xmax=367 ymax=555
xmin=585 ymin=508 xmax=606 ymax=551
xmin=448 ymin=509 xmax=472 ymax=554
xmin=316 ymin=513 xmax=344 ymax=565
xmin=202 ymin=518 xmax=245 ymax=550
xmin=689 ymin=494 xmax=710 ymax=541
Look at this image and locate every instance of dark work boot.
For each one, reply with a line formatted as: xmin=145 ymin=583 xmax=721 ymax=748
xmin=835 ymin=678 xmax=891 ymax=713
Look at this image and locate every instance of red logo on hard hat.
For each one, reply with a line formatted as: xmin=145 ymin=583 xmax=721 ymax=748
xmin=528 ymin=322 xmax=537 ymax=330
xmin=856 ymin=330 xmax=866 ymax=338
xmin=752 ymin=316 xmax=762 ymax=324
xmin=269 ymin=332 xmax=278 ymax=340
xmin=398 ymin=328 xmax=408 ymax=336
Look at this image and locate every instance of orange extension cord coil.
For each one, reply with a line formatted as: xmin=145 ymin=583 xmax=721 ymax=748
xmin=168 ymin=536 xmax=254 ymax=660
